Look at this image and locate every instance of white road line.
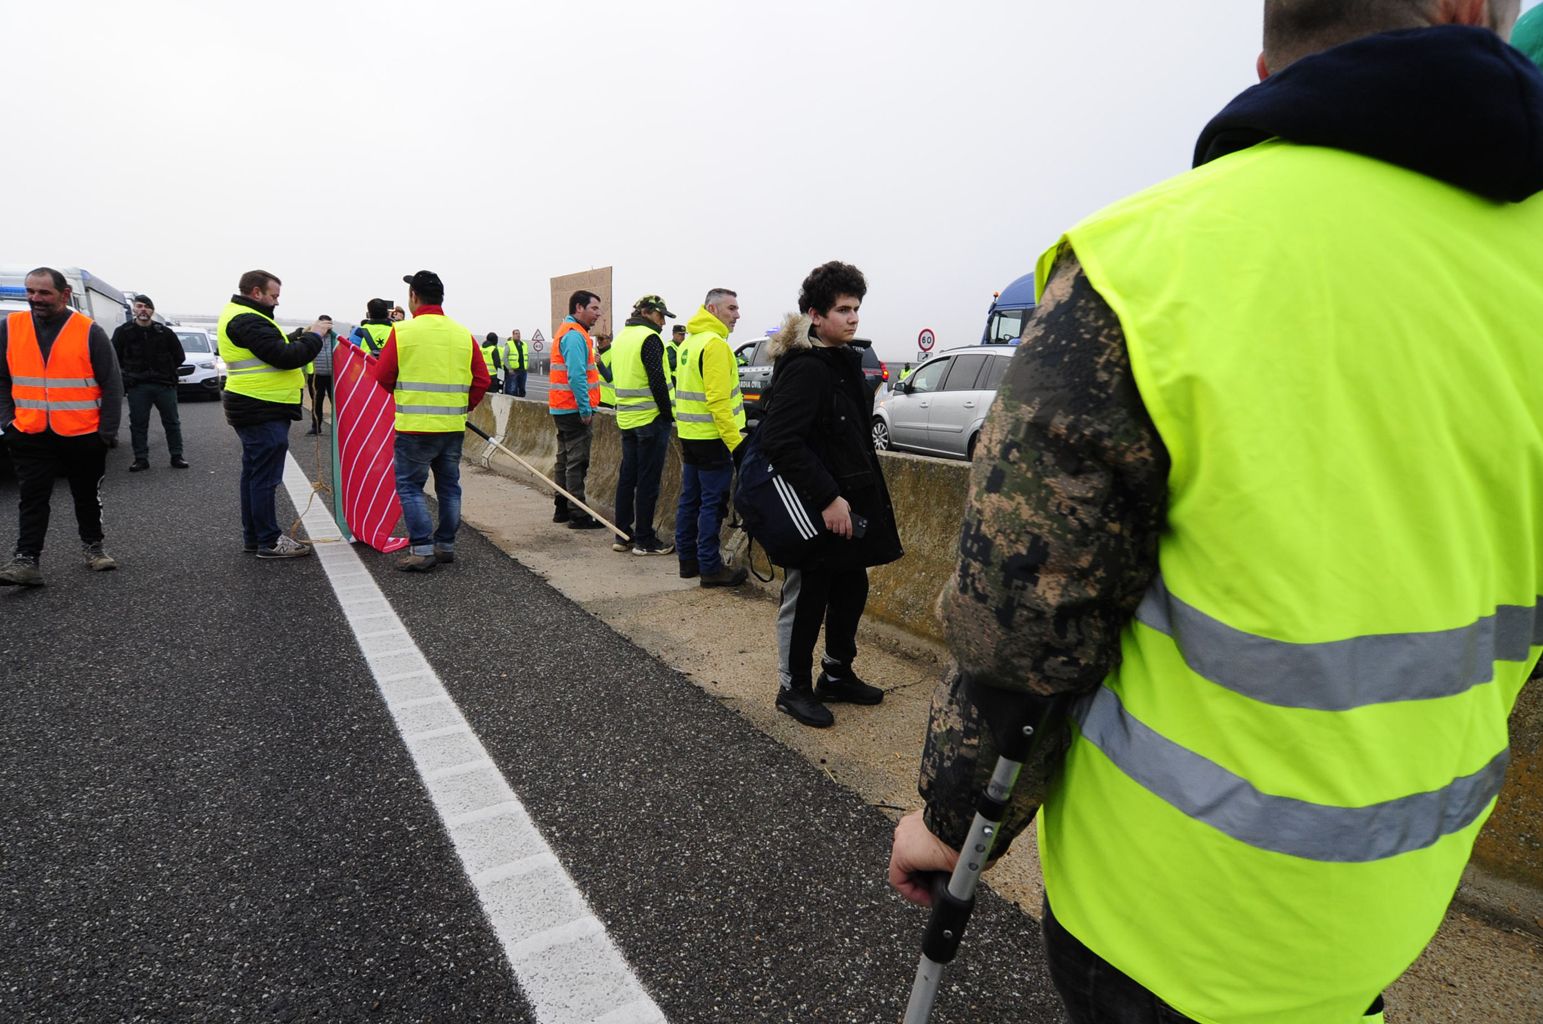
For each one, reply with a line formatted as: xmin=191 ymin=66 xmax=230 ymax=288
xmin=281 ymin=455 xmax=669 ymax=1024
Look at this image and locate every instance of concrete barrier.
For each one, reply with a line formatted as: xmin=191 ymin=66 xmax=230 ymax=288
xmin=465 ymin=393 xmax=1543 ymax=912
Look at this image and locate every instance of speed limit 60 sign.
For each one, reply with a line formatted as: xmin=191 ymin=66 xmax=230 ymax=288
xmin=917 ymin=328 xmax=936 ymax=352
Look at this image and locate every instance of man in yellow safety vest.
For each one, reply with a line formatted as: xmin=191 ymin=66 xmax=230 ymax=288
xmin=370 ymin=270 xmax=491 ymax=572
xmin=890 ymin=3 xmax=1543 ymax=1023
xmin=609 ymin=295 xmax=678 ymax=556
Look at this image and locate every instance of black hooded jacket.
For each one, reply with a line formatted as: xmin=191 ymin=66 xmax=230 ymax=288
xmin=1195 ymin=25 xmax=1543 ymax=200
xmin=111 ymin=319 xmax=185 ymax=387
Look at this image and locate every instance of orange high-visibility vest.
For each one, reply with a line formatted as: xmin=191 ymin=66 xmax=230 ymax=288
xmin=547 ymin=319 xmax=600 ymax=412
xmin=6 ymin=311 xmax=102 ymax=436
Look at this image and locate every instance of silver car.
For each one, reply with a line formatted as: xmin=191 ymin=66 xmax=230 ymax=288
xmin=870 ymin=346 xmax=1014 ymax=460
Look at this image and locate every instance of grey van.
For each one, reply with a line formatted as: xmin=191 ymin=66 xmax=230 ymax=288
xmin=870 ymin=346 xmax=1014 ymax=460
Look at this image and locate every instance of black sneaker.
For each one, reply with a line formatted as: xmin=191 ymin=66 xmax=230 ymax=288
xmin=129 ymin=460 xmax=150 ymax=472
xmin=699 ymin=565 xmax=748 ymax=588
xmin=612 ymin=539 xmax=632 ymax=553
xmin=567 ymin=515 xmax=604 ymax=530
xmin=815 ymin=670 xmax=885 ymax=705
xmin=170 ymin=456 xmax=190 ymax=469
xmin=632 ymin=539 xmax=675 ymax=556
xmin=776 ymin=686 xmax=835 ymax=728
xmin=243 ymin=543 xmax=259 ymax=554
xmin=679 ymin=560 xmax=699 ymax=579
xmin=552 ymin=507 xmax=570 ymax=524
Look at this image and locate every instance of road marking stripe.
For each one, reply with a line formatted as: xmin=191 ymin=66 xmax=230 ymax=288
xmin=281 ymin=454 xmax=668 ymax=1024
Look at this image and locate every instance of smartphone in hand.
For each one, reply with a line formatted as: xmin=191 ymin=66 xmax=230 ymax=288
xmin=850 ymin=513 xmax=868 ymax=540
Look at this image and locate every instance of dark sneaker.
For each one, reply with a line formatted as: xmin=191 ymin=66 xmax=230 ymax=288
xmin=397 ymin=552 xmax=437 ymax=572
xmin=170 ymin=456 xmax=190 ymax=469
xmin=776 ymin=686 xmax=835 ymax=728
xmin=129 ymin=460 xmax=150 ymax=472
xmin=699 ymin=565 xmax=748 ymax=588
xmin=0 ymin=555 xmax=43 ymax=587
xmin=633 ymin=540 xmax=676 ymax=557
xmin=243 ymin=543 xmax=258 ymax=554
xmin=612 ymin=539 xmax=632 ymax=552
xmin=256 ymin=535 xmax=313 ymax=559
xmin=815 ymin=670 xmax=884 ymax=705
xmin=679 ymin=560 xmax=699 ymax=579
xmin=552 ymin=508 xmax=570 ymax=524
xmin=83 ymin=543 xmax=117 ymax=572
xmin=433 ymin=546 xmax=455 ymax=564
xmin=567 ymin=516 xmax=604 ymax=531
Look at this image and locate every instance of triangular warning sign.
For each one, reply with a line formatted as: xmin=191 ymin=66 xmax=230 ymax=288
xmin=531 ymin=329 xmax=546 ymax=343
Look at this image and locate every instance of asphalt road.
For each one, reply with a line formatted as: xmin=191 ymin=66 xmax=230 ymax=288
xmin=0 ymin=398 xmax=1065 ymax=1023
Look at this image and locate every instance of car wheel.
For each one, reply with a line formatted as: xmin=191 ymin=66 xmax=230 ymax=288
xmin=872 ymin=418 xmax=891 ymax=451
xmin=967 ymin=432 xmax=979 ymax=461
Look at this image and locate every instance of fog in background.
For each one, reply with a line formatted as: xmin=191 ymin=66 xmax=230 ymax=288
xmin=7 ymin=0 xmax=1536 ymax=360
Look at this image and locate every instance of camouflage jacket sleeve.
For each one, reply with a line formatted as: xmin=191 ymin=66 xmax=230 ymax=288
xmin=919 ymin=247 xmax=1170 ymax=851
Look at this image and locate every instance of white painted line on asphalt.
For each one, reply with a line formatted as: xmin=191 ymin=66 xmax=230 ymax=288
xmin=281 ymin=454 xmax=669 ymax=1024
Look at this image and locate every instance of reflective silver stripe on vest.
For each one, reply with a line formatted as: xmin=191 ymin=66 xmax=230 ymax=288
xmin=615 ymin=388 xmax=653 ymax=397
xmin=225 ymin=357 xmax=269 ymax=370
xmin=618 ymin=401 xmax=659 ymax=412
xmin=397 ymin=381 xmax=469 ymax=394
xmin=395 ymin=404 xmax=468 ymax=416
xmin=14 ymin=399 xmax=48 ymax=409
xmin=1075 ymin=684 xmax=1510 ymax=863
xmin=42 ymin=376 xmax=97 ymax=387
xmin=11 ymin=376 xmax=48 ymax=386
xmin=676 ymin=412 xmax=715 ymax=423
xmin=1137 ymin=575 xmax=1543 ymax=712
xmin=675 ymin=390 xmax=706 ymax=402
xmin=45 ymin=399 xmax=102 ymax=411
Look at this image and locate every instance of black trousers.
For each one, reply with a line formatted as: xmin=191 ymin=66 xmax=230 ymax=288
xmin=309 ymin=374 xmax=333 ymax=431
xmin=775 ymin=565 xmax=869 ymax=689
xmin=7 ymin=429 xmax=108 ymax=559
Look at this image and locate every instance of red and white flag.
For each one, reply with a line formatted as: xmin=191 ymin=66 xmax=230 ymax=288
xmin=333 ymin=341 xmax=409 ymax=553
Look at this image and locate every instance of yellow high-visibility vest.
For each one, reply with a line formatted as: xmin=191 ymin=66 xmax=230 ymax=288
xmin=393 ymin=314 xmax=475 ymax=432
xmin=218 ymin=302 xmax=305 ymax=404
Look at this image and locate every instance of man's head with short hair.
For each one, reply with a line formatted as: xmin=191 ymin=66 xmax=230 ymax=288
xmin=1262 ymin=0 xmax=1521 ymax=73
xmin=704 ymin=288 xmax=740 ymax=333
xmin=367 ymin=297 xmax=390 ymax=319
xmin=25 ymin=268 xmax=70 ymax=317
xmin=486 ymin=331 xmax=499 ymax=344
xmin=569 ymin=290 xmax=602 ymax=328
xmin=800 ymin=261 xmax=866 ymax=346
xmin=511 ymin=329 xmax=522 ymax=340
xmin=238 ymin=270 xmax=281 ymax=303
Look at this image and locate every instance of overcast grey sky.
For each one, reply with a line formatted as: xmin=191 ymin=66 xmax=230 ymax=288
xmin=7 ymin=1 xmax=1537 ymax=360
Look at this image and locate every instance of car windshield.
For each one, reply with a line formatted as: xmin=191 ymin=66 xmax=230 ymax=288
xmin=907 ymin=358 xmax=949 ymax=394
xmin=176 ymin=332 xmax=212 ymax=353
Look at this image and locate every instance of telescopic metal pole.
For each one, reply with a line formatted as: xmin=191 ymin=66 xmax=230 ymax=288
xmin=903 ymin=686 xmax=1069 ymax=1024
xmin=902 ymin=741 xmax=1029 ymax=1024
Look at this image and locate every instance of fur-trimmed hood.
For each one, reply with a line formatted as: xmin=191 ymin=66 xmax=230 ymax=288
xmin=768 ymin=313 xmax=812 ymax=361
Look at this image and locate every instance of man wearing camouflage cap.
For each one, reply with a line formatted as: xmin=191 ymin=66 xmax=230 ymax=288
xmin=609 ymin=295 xmax=678 ymax=556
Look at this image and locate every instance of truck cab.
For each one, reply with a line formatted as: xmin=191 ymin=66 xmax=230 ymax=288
xmin=980 ymin=272 xmax=1036 ymax=345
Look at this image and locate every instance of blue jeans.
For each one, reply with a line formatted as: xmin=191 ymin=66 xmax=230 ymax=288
xmin=615 ymin=417 xmax=671 ymax=546
xmin=235 ymin=419 xmax=290 ymax=548
xmin=504 ymin=371 xmax=526 ymax=397
xmin=675 ymin=459 xmax=732 ymax=572
xmin=393 ymin=431 xmax=464 ymax=555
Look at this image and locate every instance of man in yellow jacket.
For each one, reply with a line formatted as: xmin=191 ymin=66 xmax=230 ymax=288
xmin=673 ymin=289 xmax=747 ymax=586
xmin=890 ymin=2 xmax=1543 ymax=1023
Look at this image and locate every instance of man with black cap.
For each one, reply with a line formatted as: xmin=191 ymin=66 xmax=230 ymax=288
xmin=350 ymin=298 xmax=394 ymax=356
xmin=370 ymin=270 xmax=490 ymax=571
xmin=666 ymin=322 xmax=687 ymax=383
xmin=112 ymin=294 xmax=187 ymax=471
xmin=610 ymin=295 xmax=677 ymax=556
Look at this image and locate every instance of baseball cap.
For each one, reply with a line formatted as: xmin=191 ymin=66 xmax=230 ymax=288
xmin=671 ymin=323 xmax=686 ymax=334
xmin=402 ymin=270 xmax=444 ymax=293
xmin=633 ymin=294 xmax=675 ymax=318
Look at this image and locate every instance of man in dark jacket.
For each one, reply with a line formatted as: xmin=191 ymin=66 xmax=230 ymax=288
xmin=759 ymin=261 xmax=903 ymax=727
xmin=217 ymin=270 xmax=326 ymax=559
xmin=111 ymin=294 xmax=186 ymax=471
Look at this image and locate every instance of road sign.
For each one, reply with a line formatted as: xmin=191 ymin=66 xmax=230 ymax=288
xmin=532 ymin=339 xmax=545 ymax=353
xmin=917 ymin=328 xmax=936 ymax=352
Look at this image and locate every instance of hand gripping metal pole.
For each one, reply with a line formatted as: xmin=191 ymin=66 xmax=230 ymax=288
xmin=903 ymin=691 xmax=1066 ymax=1024
xmin=465 ymin=421 xmax=629 ymax=541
